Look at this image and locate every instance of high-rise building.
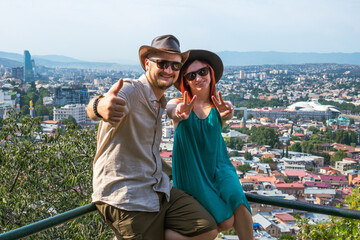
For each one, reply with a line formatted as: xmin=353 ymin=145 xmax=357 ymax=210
xmin=51 ymin=85 xmax=90 ymax=106
xmin=239 ymin=70 xmax=245 ymax=79
xmin=24 ymin=50 xmax=35 ymax=82
xmin=12 ymin=67 xmax=24 ymax=80
xmin=53 ymin=104 xmax=87 ymax=123
xmin=31 ymin=59 xmax=37 ymax=76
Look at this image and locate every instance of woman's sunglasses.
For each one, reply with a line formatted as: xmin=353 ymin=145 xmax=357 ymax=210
xmin=183 ymin=67 xmax=210 ymax=81
xmin=148 ymin=58 xmax=182 ymax=71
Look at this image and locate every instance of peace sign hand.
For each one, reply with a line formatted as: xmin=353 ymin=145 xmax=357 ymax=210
xmin=212 ymin=91 xmax=234 ymax=119
xmin=175 ymin=91 xmax=197 ymax=120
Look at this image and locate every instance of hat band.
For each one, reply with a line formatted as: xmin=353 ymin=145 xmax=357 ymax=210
xmin=156 ymin=48 xmax=181 ymax=53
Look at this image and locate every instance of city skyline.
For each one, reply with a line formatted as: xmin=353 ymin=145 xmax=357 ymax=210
xmin=1 ymin=0 xmax=359 ymax=64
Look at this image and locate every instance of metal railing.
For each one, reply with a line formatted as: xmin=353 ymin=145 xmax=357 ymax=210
xmin=1 ymin=192 xmax=360 ymax=240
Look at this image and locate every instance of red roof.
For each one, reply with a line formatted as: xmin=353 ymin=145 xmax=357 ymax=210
xmin=275 ymin=182 xmax=304 ymax=188
xmin=275 ymin=213 xmax=296 ymax=222
xmin=283 ymin=170 xmax=308 ymax=178
xmin=304 ymin=182 xmax=331 ymax=188
xmin=320 ymin=175 xmax=347 ymax=182
xmin=334 ymin=144 xmax=356 ymax=152
xmin=231 ymin=161 xmax=242 ymax=168
xmin=244 ymin=175 xmax=277 ymax=184
xmin=42 ymin=120 xmax=59 ymax=124
xmin=294 ymin=133 xmax=305 ymax=137
xmin=321 ymin=166 xmax=332 ymax=171
xmin=160 ymin=151 xmax=172 ymax=158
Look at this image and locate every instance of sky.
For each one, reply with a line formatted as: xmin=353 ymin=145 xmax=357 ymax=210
xmin=1 ymin=0 xmax=360 ymax=64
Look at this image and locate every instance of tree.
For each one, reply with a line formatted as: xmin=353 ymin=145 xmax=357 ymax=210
xmin=301 ymin=140 xmax=314 ymax=154
xmin=309 ymin=134 xmax=329 ymax=144
xmin=284 ymin=177 xmax=293 ymax=183
xmin=296 ymin=188 xmax=360 ymax=239
xmin=229 ymin=151 xmax=240 ymax=157
xmin=261 ymin=157 xmax=274 ymax=163
xmin=62 ymin=115 xmax=78 ymax=127
xmin=285 ymin=146 xmax=289 ymax=158
xmin=244 ymin=151 xmax=253 ymax=160
xmin=237 ymin=164 xmax=251 ymax=173
xmin=20 ymin=105 xmax=30 ymax=115
xmin=236 ymin=111 xmax=243 ymax=120
xmin=224 ymin=137 xmax=245 ymax=150
xmin=235 ymin=127 xmax=251 ymax=135
xmin=339 ymin=129 xmax=350 ymax=144
xmin=222 ymin=123 xmax=231 ymax=133
xmin=319 ymin=152 xmax=331 ymax=166
xmin=308 ymin=126 xmax=319 ymax=134
xmin=331 ymin=150 xmax=348 ymax=164
xmin=220 ymin=227 xmax=236 ymax=235
xmin=290 ymin=136 xmax=300 ymax=141
xmin=249 ymin=126 xmax=281 ymax=148
xmin=289 ymin=142 xmax=301 ymax=152
xmin=0 ymin=110 xmax=113 ymax=239
xmin=39 ymin=87 xmax=50 ymax=98
xmin=35 ymin=104 xmax=49 ymax=117
xmin=349 ymin=131 xmax=358 ymax=145
xmin=279 ymin=234 xmax=295 ymax=240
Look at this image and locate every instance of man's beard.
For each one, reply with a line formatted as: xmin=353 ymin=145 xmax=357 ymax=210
xmin=149 ymin=71 xmax=176 ymax=90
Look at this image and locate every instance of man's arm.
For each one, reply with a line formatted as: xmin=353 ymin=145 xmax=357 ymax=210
xmin=87 ymin=79 xmax=127 ymax=122
xmin=166 ymin=98 xmax=183 ymax=122
xmin=86 ymin=97 xmax=102 ymax=121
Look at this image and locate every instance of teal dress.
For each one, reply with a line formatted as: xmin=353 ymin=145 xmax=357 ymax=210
xmin=172 ymin=108 xmax=251 ymax=223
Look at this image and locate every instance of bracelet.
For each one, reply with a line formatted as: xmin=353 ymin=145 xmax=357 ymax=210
xmin=93 ymin=95 xmax=104 ymax=118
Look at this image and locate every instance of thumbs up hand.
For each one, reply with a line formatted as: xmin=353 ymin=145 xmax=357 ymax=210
xmin=97 ymin=78 xmax=127 ymax=122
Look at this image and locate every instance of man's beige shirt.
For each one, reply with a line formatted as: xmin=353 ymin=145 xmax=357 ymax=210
xmin=92 ymin=75 xmax=171 ymax=212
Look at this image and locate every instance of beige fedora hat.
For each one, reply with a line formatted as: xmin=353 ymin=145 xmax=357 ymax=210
xmin=139 ymin=34 xmax=189 ymax=70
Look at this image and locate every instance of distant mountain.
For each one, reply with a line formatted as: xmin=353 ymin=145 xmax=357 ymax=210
xmin=33 ymin=55 xmax=83 ymax=63
xmin=0 ymin=51 xmax=23 ymax=62
xmin=2 ymin=50 xmax=360 ymax=69
xmin=217 ymin=51 xmax=360 ymax=66
xmin=33 ymin=59 xmax=141 ymax=71
xmin=0 ymin=57 xmax=22 ymax=68
xmin=0 ymin=51 xmax=142 ymax=71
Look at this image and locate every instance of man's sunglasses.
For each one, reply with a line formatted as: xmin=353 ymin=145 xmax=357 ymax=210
xmin=183 ymin=67 xmax=210 ymax=81
xmin=148 ymin=58 xmax=182 ymax=71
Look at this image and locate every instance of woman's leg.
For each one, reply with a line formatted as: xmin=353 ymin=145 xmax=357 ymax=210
xmin=233 ymin=204 xmax=254 ymax=240
xmin=165 ymin=229 xmax=218 ymax=240
xmin=217 ymin=215 xmax=234 ymax=232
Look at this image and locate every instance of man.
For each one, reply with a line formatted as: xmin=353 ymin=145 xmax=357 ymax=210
xmin=87 ymin=35 xmax=218 ymax=240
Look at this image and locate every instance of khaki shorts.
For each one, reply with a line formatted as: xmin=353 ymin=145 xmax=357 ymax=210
xmin=96 ymin=187 xmax=217 ymax=240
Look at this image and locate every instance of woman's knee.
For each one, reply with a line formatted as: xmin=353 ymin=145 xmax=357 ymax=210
xmin=217 ymin=215 xmax=234 ymax=232
xmin=235 ymin=204 xmax=249 ymax=215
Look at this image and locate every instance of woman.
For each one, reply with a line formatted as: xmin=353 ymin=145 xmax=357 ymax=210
xmin=167 ymin=49 xmax=254 ymax=240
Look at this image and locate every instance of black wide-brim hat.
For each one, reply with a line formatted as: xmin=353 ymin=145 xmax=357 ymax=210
xmin=174 ymin=49 xmax=223 ymax=91
xmin=139 ymin=34 xmax=189 ymax=70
